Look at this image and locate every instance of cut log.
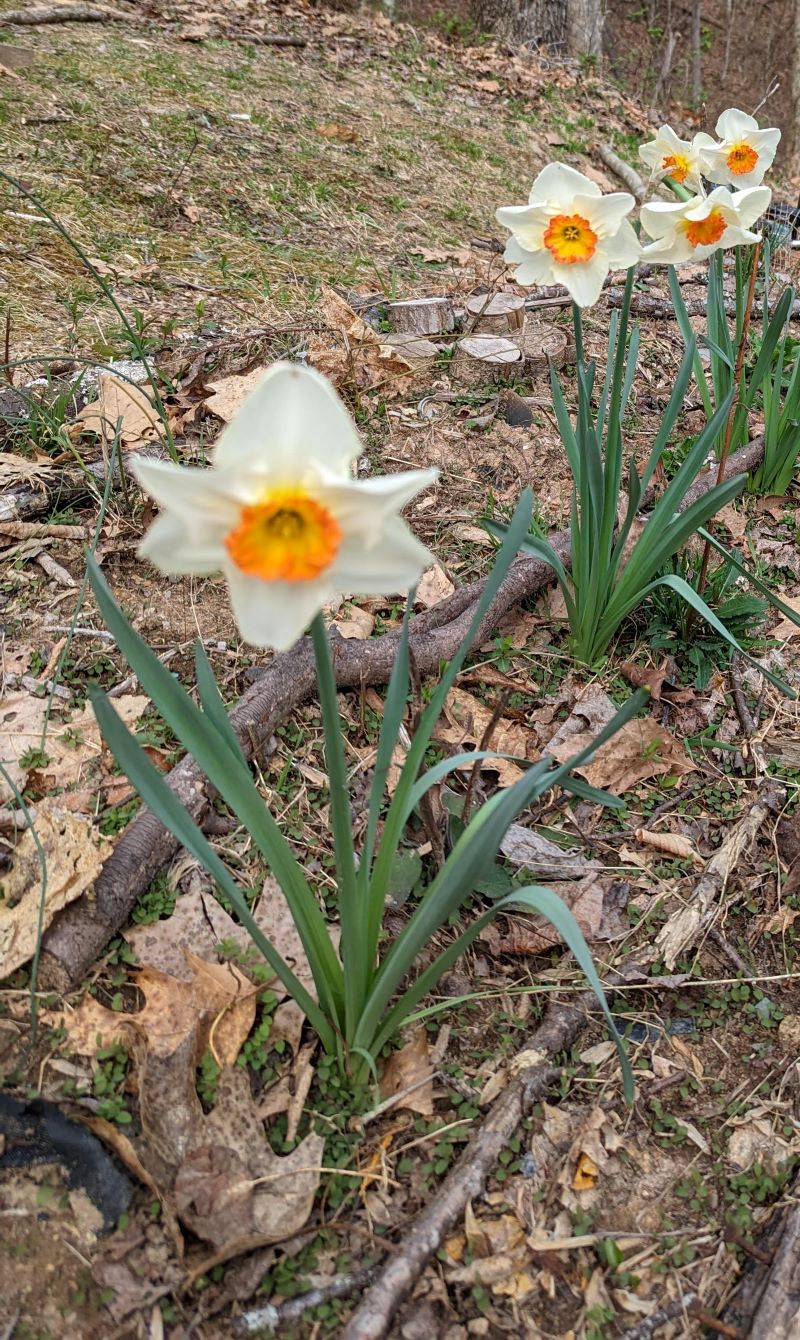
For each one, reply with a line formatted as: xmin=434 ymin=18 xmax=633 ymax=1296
xmin=517 ymin=322 xmax=569 ymax=372
xmin=386 ymin=297 xmax=454 ymax=337
xmin=465 ymin=291 xmax=526 ymax=335
xmin=379 ymin=334 xmax=439 ymax=367
xmin=451 ymin=336 xmax=522 ymax=384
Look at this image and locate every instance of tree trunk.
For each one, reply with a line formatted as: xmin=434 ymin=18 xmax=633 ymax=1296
xmin=471 ymin=0 xmax=601 ymax=58
xmin=691 ymin=0 xmax=702 ymax=107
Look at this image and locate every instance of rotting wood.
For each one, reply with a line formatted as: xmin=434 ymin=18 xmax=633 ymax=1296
xmin=378 ymin=333 xmax=439 ymax=367
xmin=464 ymin=291 xmax=526 ymax=336
xmin=654 ymin=779 xmax=785 ymax=970
xmin=341 ymin=992 xmax=591 ymax=1340
xmin=0 ymin=3 xmax=127 ymax=21
xmin=452 ymin=335 xmax=522 ymax=384
xmin=37 ymin=437 xmax=766 ymax=991
xmin=385 ymin=297 xmax=454 ymax=337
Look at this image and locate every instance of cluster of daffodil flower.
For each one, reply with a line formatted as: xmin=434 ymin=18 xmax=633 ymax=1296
xmin=85 ymin=106 xmax=782 ymax=1090
xmin=495 ymin=107 xmax=779 ymax=307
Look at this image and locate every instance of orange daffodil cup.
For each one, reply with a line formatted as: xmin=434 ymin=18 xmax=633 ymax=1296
xmin=130 ymin=363 xmax=437 ymax=651
xmin=495 ymin=162 xmax=642 ymax=308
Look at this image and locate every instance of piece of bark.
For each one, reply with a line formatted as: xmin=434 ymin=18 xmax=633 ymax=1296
xmin=732 ymin=1179 xmax=800 ymax=1338
xmin=465 ymin=292 xmax=526 ymax=336
xmin=341 ymin=993 xmax=591 ymax=1340
xmin=37 ymin=436 xmax=766 ymax=991
xmin=516 ymin=321 xmax=569 ymax=371
xmin=385 ymin=297 xmax=454 ymax=337
xmin=0 ymin=4 xmax=128 ymax=21
xmin=452 ymin=335 xmax=522 ymax=384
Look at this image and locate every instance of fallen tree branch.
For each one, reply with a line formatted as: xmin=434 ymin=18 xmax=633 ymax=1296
xmin=0 ymin=3 xmax=127 ymax=21
xmin=653 ymin=778 xmax=784 ymax=970
xmin=596 ymin=142 xmax=647 ymax=201
xmin=607 ymin=289 xmax=800 ymax=321
xmin=38 ymin=437 xmax=766 ymax=990
xmin=341 ymin=993 xmax=591 ymax=1340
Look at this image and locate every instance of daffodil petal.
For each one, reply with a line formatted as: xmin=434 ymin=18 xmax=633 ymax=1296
xmin=715 ymin=107 xmax=759 ymax=140
xmin=601 ymin=218 xmax=643 ymax=267
xmin=551 ymin=257 xmax=607 ymax=307
xmin=131 ymin=455 xmax=243 ymax=521
xmin=530 ymin=162 xmax=601 ymax=208
xmin=511 ymin=250 xmax=554 ymax=286
xmin=223 ymin=563 xmax=333 ymax=651
xmin=138 ymin=513 xmax=226 ymax=575
xmin=577 ymin=191 xmax=636 ymax=237
xmin=212 ymin=362 xmax=362 ymax=478
xmin=331 ymin=516 xmax=433 ymax=591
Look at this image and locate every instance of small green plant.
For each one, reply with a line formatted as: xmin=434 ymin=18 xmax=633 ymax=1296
xmin=92 ymin=1042 xmax=132 ymax=1124
xmin=645 ymin=553 xmax=768 ymax=687
xmin=486 ymin=278 xmax=783 ymax=683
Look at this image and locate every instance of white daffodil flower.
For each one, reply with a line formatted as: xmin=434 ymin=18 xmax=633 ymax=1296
xmin=695 ymin=108 xmax=780 ymax=189
xmin=131 ymin=363 xmax=437 ymax=651
xmin=639 ymin=124 xmax=707 ymax=192
xmin=496 ymin=162 xmax=642 ymax=307
xmin=639 ymin=184 xmax=771 ymax=264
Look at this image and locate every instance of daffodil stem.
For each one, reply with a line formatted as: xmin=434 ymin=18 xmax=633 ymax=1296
xmin=695 ymin=240 xmax=761 ymax=605
xmin=309 ymin=612 xmax=363 ymax=1037
xmin=572 ymin=302 xmax=585 ymax=369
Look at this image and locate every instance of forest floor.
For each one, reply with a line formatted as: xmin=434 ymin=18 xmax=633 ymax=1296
xmin=2 ymin=2 xmax=800 ymax=1338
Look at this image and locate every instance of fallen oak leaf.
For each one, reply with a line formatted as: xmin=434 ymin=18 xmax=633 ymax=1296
xmin=634 ymin=828 xmax=702 ymax=863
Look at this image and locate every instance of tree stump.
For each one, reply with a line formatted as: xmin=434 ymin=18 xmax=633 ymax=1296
xmin=517 ymin=322 xmax=569 ymax=371
xmin=379 ymin=334 xmax=439 ymax=368
xmin=386 ymin=297 xmax=454 ymax=337
xmin=451 ymin=336 xmax=523 ymax=384
xmin=465 ymin=291 xmax=526 ymax=336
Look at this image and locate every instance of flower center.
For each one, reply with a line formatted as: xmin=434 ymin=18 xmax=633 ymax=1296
xmin=726 ymin=142 xmax=758 ymax=175
xmin=682 ymin=208 xmax=728 ymax=248
xmin=662 ymin=153 xmax=690 ymax=184
xmin=225 ymin=489 xmax=342 ymax=582
xmin=543 ymin=213 xmax=599 ymax=264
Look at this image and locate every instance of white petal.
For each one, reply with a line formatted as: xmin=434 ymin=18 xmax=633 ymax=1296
xmin=730 ymin=185 xmax=772 ymax=226
xmin=212 ymin=362 xmax=362 ymax=480
xmin=641 ymin=233 xmax=692 ymax=265
xmin=601 ymin=218 xmax=643 ymax=267
xmin=131 ymin=456 xmax=243 ymax=521
xmin=223 ymin=562 xmax=332 ymax=651
xmin=503 ymin=236 xmax=537 ymax=265
xmin=578 ymin=190 xmax=635 ymax=237
xmin=529 ymin=162 xmax=601 ymax=207
xmin=497 ymin=204 xmax=549 ymax=248
xmin=513 ymin=251 xmax=555 ymax=287
xmin=138 ymin=513 xmax=225 ymax=575
xmin=715 ymin=107 xmax=759 ymax=139
xmin=639 ymin=198 xmax=691 ymax=240
xmin=551 ymin=257 xmax=608 ymax=307
xmin=331 ymin=516 xmax=433 ymax=592
xmin=320 ymin=470 xmax=437 ymax=543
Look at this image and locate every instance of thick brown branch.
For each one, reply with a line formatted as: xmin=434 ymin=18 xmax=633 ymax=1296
xmin=38 ymin=437 xmax=765 ymax=991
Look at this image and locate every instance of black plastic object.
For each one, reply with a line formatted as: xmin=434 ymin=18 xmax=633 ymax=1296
xmin=0 ymin=1092 xmax=133 ymax=1230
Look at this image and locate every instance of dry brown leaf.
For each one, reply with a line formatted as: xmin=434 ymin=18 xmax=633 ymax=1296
xmin=479 ymin=873 xmax=608 ymax=956
xmin=771 ymin=595 xmax=800 ymax=641
xmin=306 ymin=287 xmax=414 ymax=398
xmin=174 ymin=1066 xmax=324 ymax=1249
xmin=634 ymin=828 xmax=701 ymax=862
xmin=0 ymin=803 xmax=111 ymax=979
xmin=75 ymin=374 xmax=163 ymax=448
xmin=716 ymin=503 xmax=748 ymax=543
xmin=379 ymin=1026 xmax=434 ymax=1115
xmin=61 ymin=954 xmax=257 ymax=1065
xmin=0 ymin=691 xmax=148 ymax=801
xmin=203 ymin=366 xmax=270 ymax=423
xmin=572 ymin=1151 xmax=599 ymax=1190
xmin=315 ymin=121 xmax=358 ymax=142
xmin=434 ymin=686 xmax=532 ymax=788
xmin=416 ymin=564 xmax=455 ymax=609
xmin=547 ymin=693 xmax=694 ymax=794
xmin=124 ymin=875 xmax=245 ymax=978
xmin=0 ymin=453 xmax=52 ymax=485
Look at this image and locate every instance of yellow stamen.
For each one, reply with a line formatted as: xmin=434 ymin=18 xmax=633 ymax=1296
xmin=225 ymin=489 xmax=342 ymax=582
xmin=683 ymin=208 xmax=728 ymax=248
xmin=543 ymin=213 xmax=598 ymax=265
xmin=726 ymin=142 xmax=758 ymax=175
xmin=662 ymin=153 xmax=690 ymax=184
